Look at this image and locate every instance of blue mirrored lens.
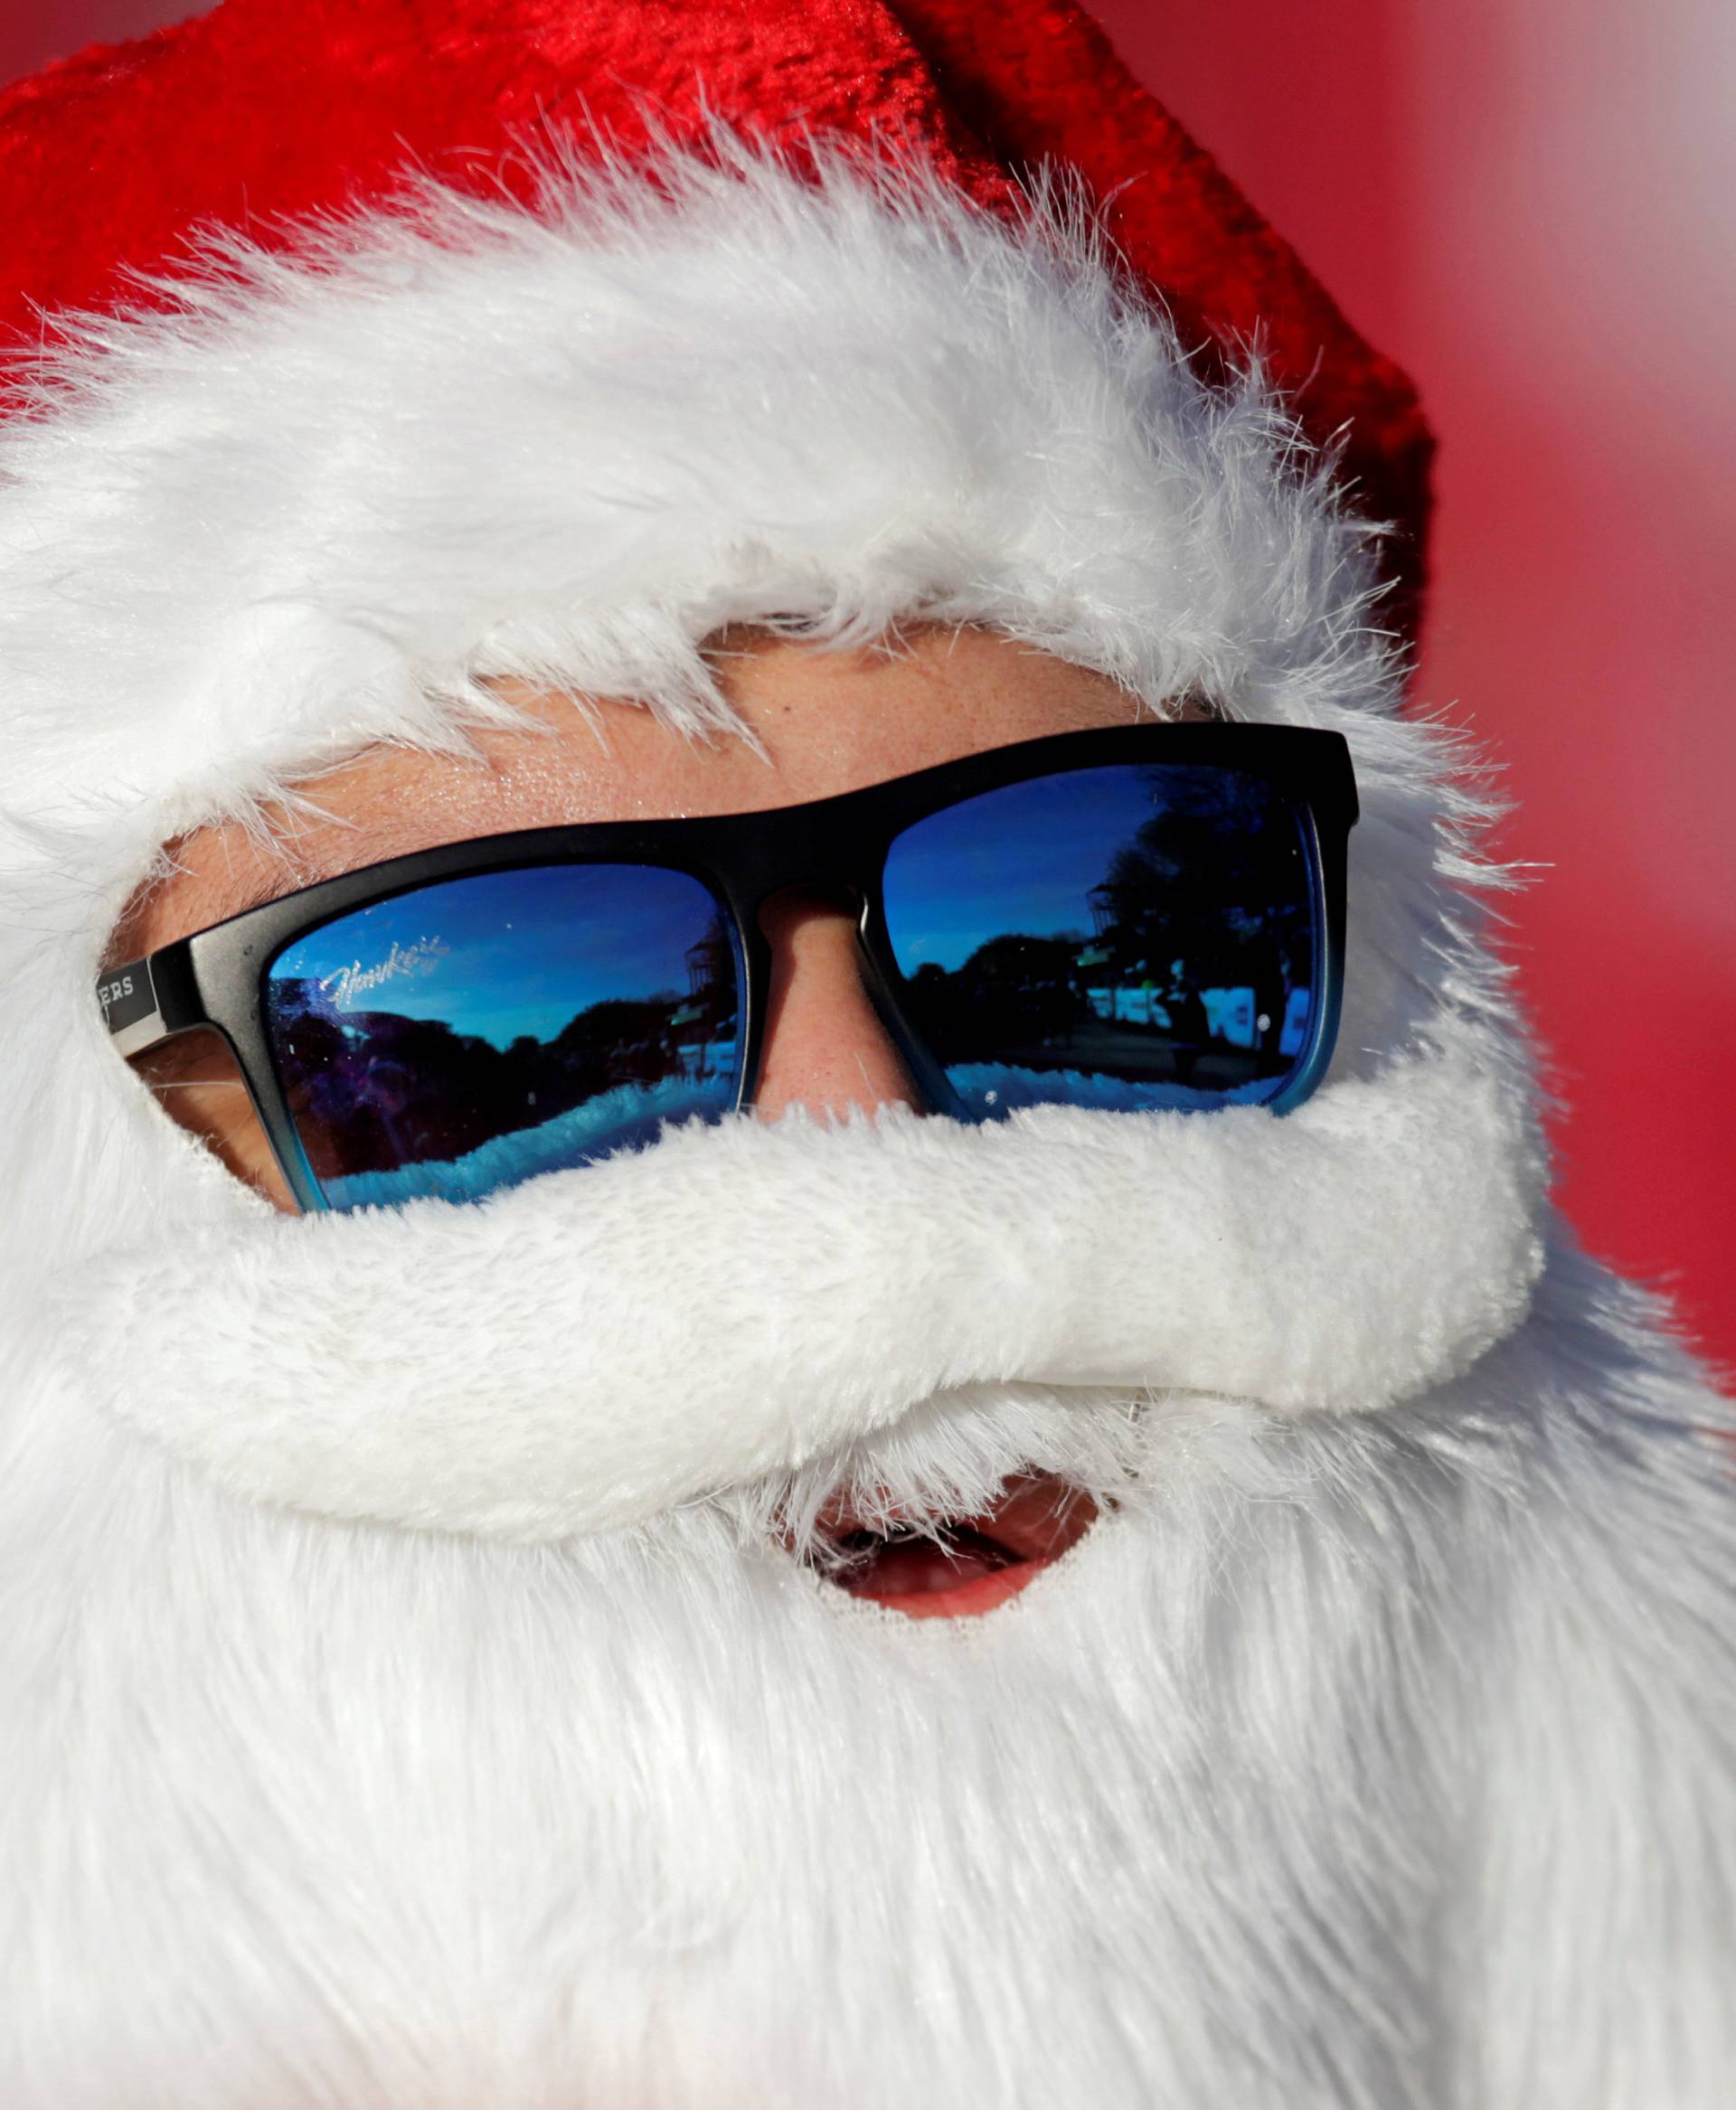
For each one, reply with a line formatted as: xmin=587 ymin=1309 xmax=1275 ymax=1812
xmin=264 ymin=863 xmax=741 ymax=1210
xmin=882 ymin=764 xmax=1321 ymax=1117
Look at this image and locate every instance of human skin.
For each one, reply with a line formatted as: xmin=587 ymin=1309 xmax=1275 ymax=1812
xmin=119 ymin=625 xmax=1171 ymax=1611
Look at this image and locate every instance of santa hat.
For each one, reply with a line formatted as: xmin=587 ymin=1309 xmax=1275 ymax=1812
xmin=0 ymin=0 xmax=1432 ymax=700
xmin=0 ymin=0 xmax=1427 ymax=552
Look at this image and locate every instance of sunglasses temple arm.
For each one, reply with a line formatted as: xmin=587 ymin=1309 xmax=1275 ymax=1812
xmin=98 ymin=941 xmax=203 ymax=1060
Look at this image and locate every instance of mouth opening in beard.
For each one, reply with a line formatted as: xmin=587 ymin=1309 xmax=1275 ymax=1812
xmin=805 ymin=1474 xmax=1100 ymax=1619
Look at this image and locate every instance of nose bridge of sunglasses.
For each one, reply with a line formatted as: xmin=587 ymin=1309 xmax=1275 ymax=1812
xmin=753 ymin=878 xmax=867 ymax=941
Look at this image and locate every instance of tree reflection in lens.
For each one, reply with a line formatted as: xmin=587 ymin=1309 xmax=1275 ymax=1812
xmin=883 ymin=765 xmax=1316 ymax=1114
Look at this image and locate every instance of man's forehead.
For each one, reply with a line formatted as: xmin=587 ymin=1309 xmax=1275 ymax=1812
xmin=115 ymin=631 xmax=1156 ymax=957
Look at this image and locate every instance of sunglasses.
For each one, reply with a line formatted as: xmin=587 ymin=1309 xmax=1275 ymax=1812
xmin=99 ymin=723 xmax=1357 ymax=1214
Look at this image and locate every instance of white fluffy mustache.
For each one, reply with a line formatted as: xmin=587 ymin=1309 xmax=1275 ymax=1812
xmin=52 ymin=1040 xmax=1544 ymax=1542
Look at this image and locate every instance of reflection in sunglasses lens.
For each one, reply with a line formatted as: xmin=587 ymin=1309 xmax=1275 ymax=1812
xmin=264 ymin=863 xmax=742 ymax=1210
xmin=882 ymin=764 xmax=1319 ymax=1117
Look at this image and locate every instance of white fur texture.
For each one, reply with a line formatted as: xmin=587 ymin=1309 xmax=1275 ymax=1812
xmin=0 ymin=145 xmax=1387 ymax=852
xmin=0 ymin=140 xmax=1728 ymax=2107
xmin=54 ymin=1040 xmax=1543 ymax=1540
xmin=4 ymin=1241 xmax=1732 ymax=2109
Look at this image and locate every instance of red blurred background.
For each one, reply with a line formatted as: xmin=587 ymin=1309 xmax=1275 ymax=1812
xmin=5 ymin=1 xmax=1731 ymax=1369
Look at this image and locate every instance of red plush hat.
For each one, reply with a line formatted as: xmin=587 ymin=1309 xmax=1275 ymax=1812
xmin=0 ymin=0 xmax=1436 ymax=890
xmin=0 ymin=0 xmax=1428 ymax=613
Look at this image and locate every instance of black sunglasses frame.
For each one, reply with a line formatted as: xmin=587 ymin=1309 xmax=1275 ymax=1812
xmin=99 ymin=721 xmax=1358 ymax=1213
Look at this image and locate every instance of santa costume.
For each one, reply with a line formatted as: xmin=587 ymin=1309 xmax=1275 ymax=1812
xmin=0 ymin=1 xmax=1729 ymax=2105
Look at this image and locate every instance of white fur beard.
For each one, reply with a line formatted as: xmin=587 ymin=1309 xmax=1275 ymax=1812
xmin=5 ymin=1259 xmax=1734 ymax=2110
xmin=7 ymin=1032 xmax=1734 ymax=2107
xmin=44 ymin=1038 xmax=1544 ymax=1540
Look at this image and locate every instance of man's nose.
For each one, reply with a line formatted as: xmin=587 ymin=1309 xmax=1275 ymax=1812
xmin=751 ymin=888 xmax=920 ymax=1121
